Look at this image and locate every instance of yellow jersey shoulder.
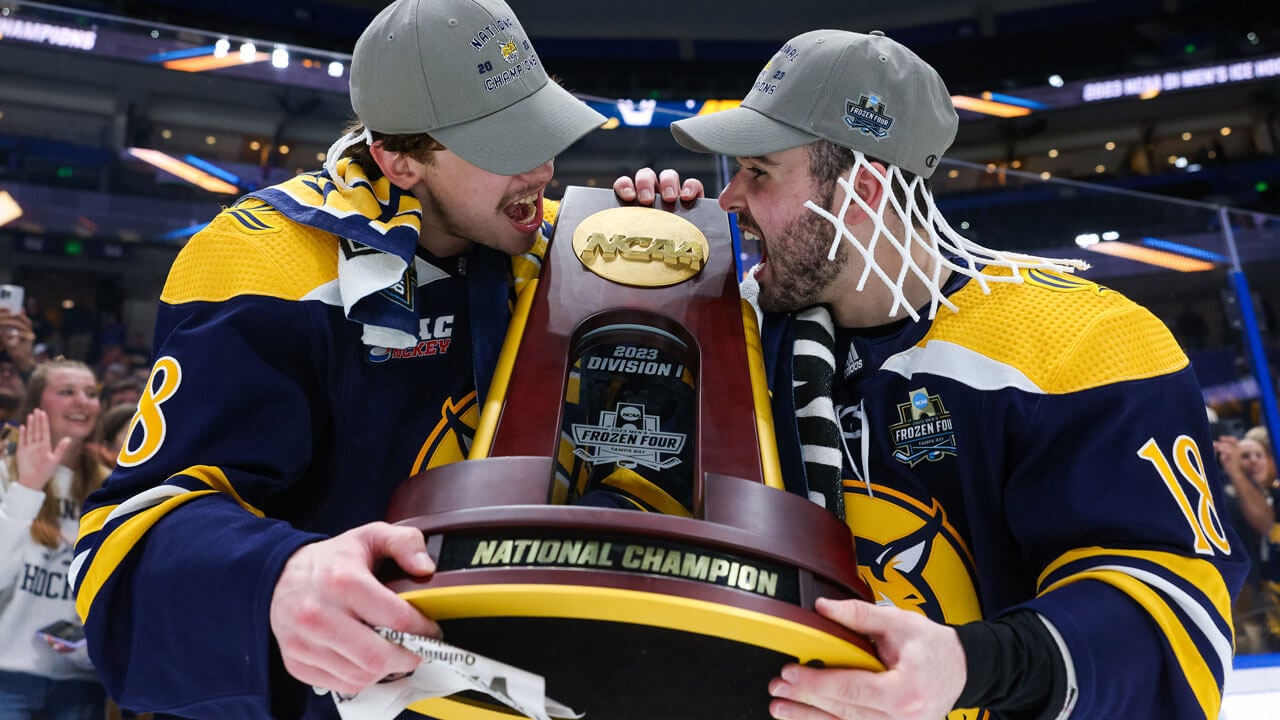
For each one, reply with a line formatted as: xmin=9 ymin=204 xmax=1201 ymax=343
xmin=927 ymin=267 xmax=1188 ymax=394
xmin=160 ymin=199 xmax=339 ymax=305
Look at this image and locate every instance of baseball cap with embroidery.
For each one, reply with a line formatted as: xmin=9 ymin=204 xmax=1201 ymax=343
xmin=671 ymin=30 xmax=957 ymax=178
xmin=349 ymin=0 xmax=605 ymax=175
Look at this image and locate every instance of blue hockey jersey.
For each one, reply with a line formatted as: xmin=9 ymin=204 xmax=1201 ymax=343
xmin=71 ymin=163 xmax=550 ymax=719
xmin=762 ymin=266 xmax=1247 ymax=720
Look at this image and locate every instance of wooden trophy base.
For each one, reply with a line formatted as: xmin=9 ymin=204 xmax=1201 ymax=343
xmin=382 ymin=458 xmax=882 ymax=720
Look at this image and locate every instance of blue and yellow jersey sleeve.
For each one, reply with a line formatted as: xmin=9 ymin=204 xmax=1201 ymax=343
xmin=72 ymin=189 xmax=557 ymax=718
xmin=938 ymin=269 xmax=1243 ymax=720
xmin=794 ymin=267 xmax=1249 ymax=720
xmin=72 ymin=206 xmax=339 ymax=716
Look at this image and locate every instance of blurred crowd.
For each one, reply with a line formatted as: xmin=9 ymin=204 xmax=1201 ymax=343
xmin=0 ymin=306 xmax=149 ymax=720
xmin=1 ymin=307 xmax=147 ymax=460
xmin=1212 ymin=416 xmax=1280 ymax=655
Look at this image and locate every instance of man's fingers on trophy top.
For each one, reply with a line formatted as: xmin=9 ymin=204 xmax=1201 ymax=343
xmin=633 ymin=167 xmax=659 ymax=203
xmin=659 ymin=168 xmax=681 ymax=201
xmin=681 ymin=177 xmax=705 ymax=201
xmin=612 ymin=175 xmax=638 ymax=201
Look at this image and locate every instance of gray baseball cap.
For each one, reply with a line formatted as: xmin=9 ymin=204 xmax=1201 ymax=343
xmin=671 ymin=30 xmax=957 ymax=178
xmin=350 ymin=0 xmax=605 ymax=175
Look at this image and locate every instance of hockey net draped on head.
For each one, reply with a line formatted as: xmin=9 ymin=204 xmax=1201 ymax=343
xmin=803 ymin=150 xmax=1090 ymax=321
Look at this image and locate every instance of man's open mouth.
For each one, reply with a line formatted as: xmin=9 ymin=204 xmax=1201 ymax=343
xmin=504 ymin=193 xmax=540 ymax=225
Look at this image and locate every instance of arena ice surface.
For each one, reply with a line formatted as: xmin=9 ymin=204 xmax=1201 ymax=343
xmin=1221 ymin=654 xmax=1280 ymax=719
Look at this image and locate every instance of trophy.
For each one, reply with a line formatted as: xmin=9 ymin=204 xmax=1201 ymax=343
xmin=381 ymin=187 xmax=881 ymax=719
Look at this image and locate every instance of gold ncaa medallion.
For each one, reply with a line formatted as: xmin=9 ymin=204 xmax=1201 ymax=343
xmin=572 ymin=206 xmax=710 ymax=287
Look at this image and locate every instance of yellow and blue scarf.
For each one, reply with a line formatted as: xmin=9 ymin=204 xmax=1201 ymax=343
xmin=246 ymin=158 xmax=426 ymax=349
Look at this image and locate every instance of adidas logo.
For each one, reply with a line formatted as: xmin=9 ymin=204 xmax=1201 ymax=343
xmin=844 ymin=344 xmax=863 ymax=379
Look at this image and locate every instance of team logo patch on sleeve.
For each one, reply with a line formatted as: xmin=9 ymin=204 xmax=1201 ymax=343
xmin=889 ymin=387 xmax=957 ymax=466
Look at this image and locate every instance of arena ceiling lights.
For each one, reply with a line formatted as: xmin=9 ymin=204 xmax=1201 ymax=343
xmin=1081 ymin=239 xmax=1216 ymax=272
xmin=0 ymin=190 xmax=23 ymax=227
xmin=147 ymin=43 xmax=268 ymax=72
xmin=607 ymin=92 xmax=1043 ymax=129
xmin=124 ymin=148 xmax=240 ymax=194
xmin=952 ymin=93 xmax=1048 ymax=119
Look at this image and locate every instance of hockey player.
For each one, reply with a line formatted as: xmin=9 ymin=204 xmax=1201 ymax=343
xmin=69 ymin=0 xmax=620 ymax=717
xmin=635 ymin=28 xmax=1248 ymax=720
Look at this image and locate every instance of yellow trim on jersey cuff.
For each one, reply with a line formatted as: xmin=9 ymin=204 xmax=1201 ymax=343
xmin=182 ymin=465 xmax=266 ymax=518
xmin=1038 ymin=546 xmax=1231 ymax=620
xmin=76 ymin=489 xmax=218 ymax=620
xmin=77 ymin=504 xmax=117 ymax=541
xmin=1041 ymin=568 xmax=1221 ymax=719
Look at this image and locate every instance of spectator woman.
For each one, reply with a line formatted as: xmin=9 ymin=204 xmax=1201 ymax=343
xmin=0 ymin=359 xmax=107 ymax=719
xmin=1244 ymin=427 xmax=1280 ymax=651
xmin=1216 ymin=430 xmax=1279 ymax=652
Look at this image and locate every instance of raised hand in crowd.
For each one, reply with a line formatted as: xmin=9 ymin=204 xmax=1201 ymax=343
xmin=15 ymin=407 xmax=72 ymax=491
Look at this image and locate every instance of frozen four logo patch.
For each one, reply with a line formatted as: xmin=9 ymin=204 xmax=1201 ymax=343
xmin=571 ymin=403 xmax=687 ymax=471
xmin=845 ymin=94 xmax=894 ymax=139
xmin=889 ymin=387 xmax=956 ymax=466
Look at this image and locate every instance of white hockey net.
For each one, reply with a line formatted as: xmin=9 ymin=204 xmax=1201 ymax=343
xmin=803 ymin=150 xmax=1090 ymax=321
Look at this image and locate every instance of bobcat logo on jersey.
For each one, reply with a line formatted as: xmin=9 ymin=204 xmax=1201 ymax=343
xmin=859 ymin=507 xmax=946 ymax=617
xmin=845 ymin=482 xmax=987 ymax=720
xmin=889 ymin=387 xmax=957 ymax=466
xmin=410 ymin=392 xmax=479 ymax=475
xmin=846 ymin=483 xmax=980 ymax=622
xmin=571 ymin=403 xmax=686 ymax=471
